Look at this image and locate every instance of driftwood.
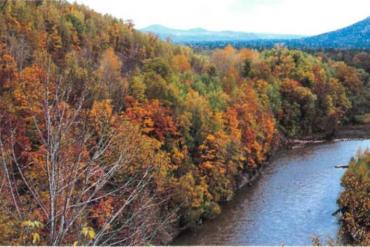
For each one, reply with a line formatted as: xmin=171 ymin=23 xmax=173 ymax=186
xmin=287 ymin=139 xmax=326 ymax=149
xmin=290 ymin=139 xmax=325 ymax=144
xmin=334 ymin=164 xmax=349 ymax=169
xmin=332 ymin=208 xmax=342 ymax=216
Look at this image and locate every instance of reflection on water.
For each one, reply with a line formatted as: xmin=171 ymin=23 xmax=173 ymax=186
xmin=173 ymin=139 xmax=370 ymax=245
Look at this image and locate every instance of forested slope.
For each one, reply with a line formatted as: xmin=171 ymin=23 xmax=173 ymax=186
xmin=338 ymin=151 xmax=370 ymax=245
xmin=0 ymin=1 xmax=369 ymax=245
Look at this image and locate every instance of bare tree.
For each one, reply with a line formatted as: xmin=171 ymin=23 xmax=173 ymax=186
xmin=0 ymin=68 xmax=175 ymax=245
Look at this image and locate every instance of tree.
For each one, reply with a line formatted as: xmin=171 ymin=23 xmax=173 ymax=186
xmin=129 ymin=74 xmax=147 ymax=103
xmin=0 ymin=49 xmax=17 ymax=90
xmin=0 ymin=67 xmax=173 ymax=245
xmin=96 ymin=47 xmax=127 ymax=111
xmin=172 ymin=54 xmax=191 ymax=73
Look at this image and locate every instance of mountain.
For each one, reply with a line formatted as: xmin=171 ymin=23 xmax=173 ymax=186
xmin=291 ymin=16 xmax=370 ymax=49
xmin=144 ymin=17 xmax=370 ymax=50
xmin=140 ymin=24 xmax=305 ymax=43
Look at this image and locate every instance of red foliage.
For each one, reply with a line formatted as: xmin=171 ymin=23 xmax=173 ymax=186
xmin=125 ymin=100 xmax=178 ymax=141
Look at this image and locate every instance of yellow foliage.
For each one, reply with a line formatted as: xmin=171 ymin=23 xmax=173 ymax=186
xmin=32 ymin=232 xmax=40 ymax=245
xmin=81 ymin=226 xmax=96 ymax=240
xmin=90 ymin=99 xmax=113 ymax=119
xmin=21 ymin=220 xmax=43 ymax=229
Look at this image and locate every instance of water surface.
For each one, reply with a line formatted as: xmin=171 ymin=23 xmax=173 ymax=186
xmin=173 ymin=139 xmax=370 ymax=245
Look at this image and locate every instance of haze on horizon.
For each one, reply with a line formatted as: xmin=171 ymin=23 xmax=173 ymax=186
xmin=72 ymin=0 xmax=369 ymax=35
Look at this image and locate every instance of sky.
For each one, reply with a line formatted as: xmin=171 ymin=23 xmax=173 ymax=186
xmin=72 ymin=0 xmax=370 ymax=35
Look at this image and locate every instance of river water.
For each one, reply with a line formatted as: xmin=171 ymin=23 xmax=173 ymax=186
xmin=173 ymin=139 xmax=370 ymax=245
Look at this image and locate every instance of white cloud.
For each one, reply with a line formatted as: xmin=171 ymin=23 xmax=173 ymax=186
xmin=72 ymin=0 xmax=370 ymax=35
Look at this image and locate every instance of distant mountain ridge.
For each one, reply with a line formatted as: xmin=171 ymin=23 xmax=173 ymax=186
xmin=140 ymin=24 xmax=305 ymax=43
xmin=141 ymin=17 xmax=370 ymax=49
xmin=290 ymin=16 xmax=370 ymax=49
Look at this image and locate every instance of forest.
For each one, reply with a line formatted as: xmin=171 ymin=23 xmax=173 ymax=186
xmin=0 ymin=1 xmax=369 ymax=245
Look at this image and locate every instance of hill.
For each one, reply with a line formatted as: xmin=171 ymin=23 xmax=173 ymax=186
xmin=141 ymin=24 xmax=304 ymax=43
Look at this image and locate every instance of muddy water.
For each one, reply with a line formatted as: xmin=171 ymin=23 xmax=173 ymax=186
xmin=173 ymin=139 xmax=370 ymax=245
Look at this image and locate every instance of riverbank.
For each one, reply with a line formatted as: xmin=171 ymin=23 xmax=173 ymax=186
xmin=335 ymin=124 xmax=370 ymax=139
xmin=170 ymin=124 xmax=370 ymax=245
xmin=285 ymin=124 xmax=370 ymax=149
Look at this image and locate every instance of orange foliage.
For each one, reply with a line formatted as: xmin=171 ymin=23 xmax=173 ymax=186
xmin=172 ymin=54 xmax=191 ymax=73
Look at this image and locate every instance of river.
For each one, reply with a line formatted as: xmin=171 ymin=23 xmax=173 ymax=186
xmin=173 ymin=139 xmax=370 ymax=245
